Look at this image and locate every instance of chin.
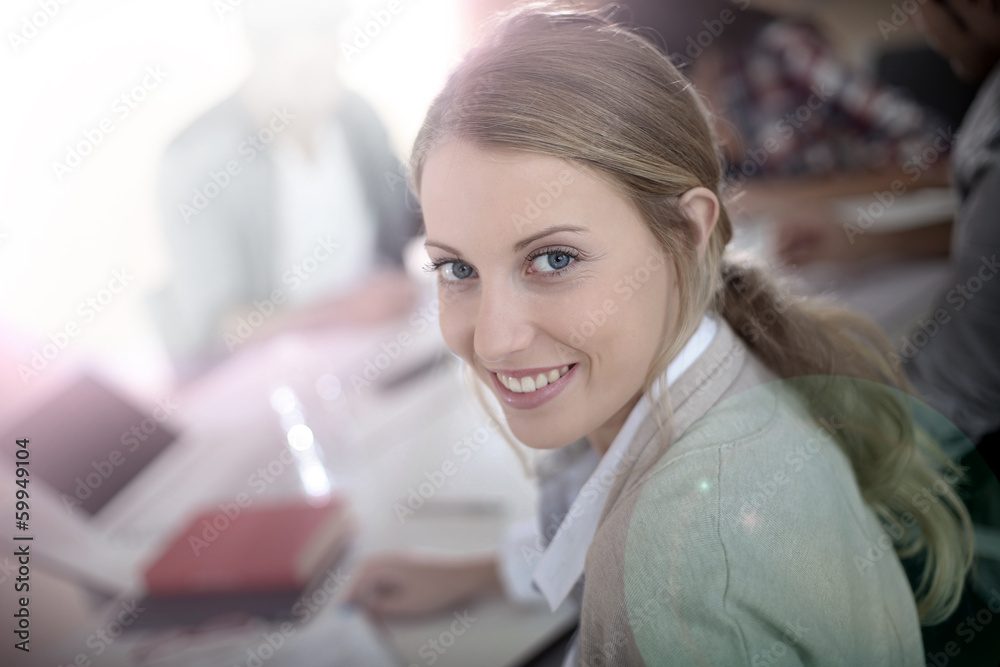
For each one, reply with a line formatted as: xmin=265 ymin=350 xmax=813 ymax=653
xmin=505 ymin=415 xmax=579 ymax=451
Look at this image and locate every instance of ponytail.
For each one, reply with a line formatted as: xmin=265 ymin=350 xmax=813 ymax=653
xmin=716 ymin=259 xmax=973 ymax=624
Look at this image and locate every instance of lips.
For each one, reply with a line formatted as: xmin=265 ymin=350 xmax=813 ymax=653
xmin=489 ymin=364 xmax=577 ymax=410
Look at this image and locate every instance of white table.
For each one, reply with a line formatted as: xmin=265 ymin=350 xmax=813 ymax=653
xmin=0 ymin=316 xmax=576 ymax=667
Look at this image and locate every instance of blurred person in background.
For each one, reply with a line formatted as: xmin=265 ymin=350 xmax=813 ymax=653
xmin=620 ymin=0 xmax=955 ymax=251
xmin=905 ymin=0 xmax=1000 ymax=463
xmin=772 ymin=1 xmax=1000 ymax=662
xmin=768 ymin=0 xmax=999 ymax=455
xmin=153 ymin=0 xmax=420 ymax=382
xmin=904 ymin=4 xmax=1000 ymax=663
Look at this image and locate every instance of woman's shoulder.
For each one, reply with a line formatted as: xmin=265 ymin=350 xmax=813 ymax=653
xmin=639 ymin=380 xmax=850 ymax=522
xmin=622 ymin=377 xmax=912 ymax=618
xmin=658 ymin=376 xmax=829 ymax=460
xmin=598 ymin=379 xmax=923 ymax=665
xmin=643 ymin=378 xmax=860 ymax=525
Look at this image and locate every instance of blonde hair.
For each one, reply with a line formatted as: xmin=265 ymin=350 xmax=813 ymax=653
xmin=410 ymin=2 xmax=972 ymax=624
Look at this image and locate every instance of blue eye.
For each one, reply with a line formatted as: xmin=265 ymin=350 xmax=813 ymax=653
xmin=440 ymin=261 xmax=475 ymax=281
xmin=529 ymin=252 xmax=574 ymax=273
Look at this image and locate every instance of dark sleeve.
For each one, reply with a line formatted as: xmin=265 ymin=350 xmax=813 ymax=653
xmin=337 ymin=93 xmax=422 ymax=266
xmin=906 ymin=157 xmax=1000 ymax=445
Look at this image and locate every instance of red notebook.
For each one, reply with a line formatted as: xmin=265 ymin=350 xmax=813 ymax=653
xmin=144 ymin=497 xmax=354 ymax=596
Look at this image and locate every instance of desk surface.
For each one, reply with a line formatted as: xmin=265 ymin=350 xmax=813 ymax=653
xmin=0 ymin=319 xmax=576 ymax=666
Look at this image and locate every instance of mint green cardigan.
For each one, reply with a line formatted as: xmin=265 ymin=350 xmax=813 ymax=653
xmin=578 ymin=321 xmax=923 ymax=665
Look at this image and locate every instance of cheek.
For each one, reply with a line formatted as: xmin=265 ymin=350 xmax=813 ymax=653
xmin=596 ymin=268 xmax=672 ymax=362
xmin=437 ymin=291 xmax=475 ymax=360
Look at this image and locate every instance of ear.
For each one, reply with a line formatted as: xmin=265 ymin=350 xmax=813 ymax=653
xmin=679 ymin=187 xmax=720 ymax=259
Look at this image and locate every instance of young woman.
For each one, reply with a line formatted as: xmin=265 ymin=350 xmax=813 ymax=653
xmin=347 ymin=4 xmax=973 ymax=664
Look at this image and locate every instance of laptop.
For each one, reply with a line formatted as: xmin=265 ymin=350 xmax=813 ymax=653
xmin=0 ymin=372 xmax=179 ymax=593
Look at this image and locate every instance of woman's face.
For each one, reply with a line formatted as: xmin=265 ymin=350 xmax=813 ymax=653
xmin=420 ymin=140 xmax=676 ymax=453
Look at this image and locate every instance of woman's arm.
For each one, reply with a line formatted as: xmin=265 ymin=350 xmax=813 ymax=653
xmin=345 ymin=550 xmax=502 ymax=616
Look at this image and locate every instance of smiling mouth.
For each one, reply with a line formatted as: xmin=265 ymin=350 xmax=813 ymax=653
xmin=495 ymin=365 xmax=573 ymax=394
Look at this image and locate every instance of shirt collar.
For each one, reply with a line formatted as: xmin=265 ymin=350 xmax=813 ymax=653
xmin=531 ymin=313 xmax=719 ymax=611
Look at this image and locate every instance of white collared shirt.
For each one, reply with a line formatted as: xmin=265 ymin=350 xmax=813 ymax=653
xmin=271 ymin=120 xmax=378 ymax=306
xmin=497 ymin=313 xmax=719 ymax=664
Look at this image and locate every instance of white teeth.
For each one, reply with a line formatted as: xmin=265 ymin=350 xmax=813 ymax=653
xmin=498 ymin=365 xmax=572 ymax=394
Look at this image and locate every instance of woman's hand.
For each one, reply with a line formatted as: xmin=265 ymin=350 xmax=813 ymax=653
xmin=345 ymin=551 xmax=502 ymax=617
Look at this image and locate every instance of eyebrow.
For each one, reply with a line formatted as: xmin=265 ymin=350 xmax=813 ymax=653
xmin=424 ymin=224 xmax=588 ymax=256
xmin=423 ymin=239 xmax=463 ymax=256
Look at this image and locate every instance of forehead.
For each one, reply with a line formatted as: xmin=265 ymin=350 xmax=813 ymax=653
xmin=420 ymin=141 xmax=573 ymax=208
xmin=419 ymin=140 xmax=640 ymax=248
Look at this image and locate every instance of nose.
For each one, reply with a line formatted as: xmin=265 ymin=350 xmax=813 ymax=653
xmin=473 ymin=281 xmax=536 ymax=365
